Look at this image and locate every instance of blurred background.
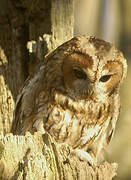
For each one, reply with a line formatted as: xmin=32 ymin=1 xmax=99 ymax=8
xmin=75 ymin=0 xmax=131 ymax=180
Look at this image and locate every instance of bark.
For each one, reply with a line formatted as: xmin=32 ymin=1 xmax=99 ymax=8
xmin=28 ymin=0 xmax=74 ymax=74
xmin=0 ymin=1 xmax=29 ymax=133
xmin=0 ymin=0 xmax=74 ymax=133
xmin=0 ymin=132 xmax=117 ymax=180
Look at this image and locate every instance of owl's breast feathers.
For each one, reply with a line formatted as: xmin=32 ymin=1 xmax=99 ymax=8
xmin=44 ymin=91 xmax=120 ymax=151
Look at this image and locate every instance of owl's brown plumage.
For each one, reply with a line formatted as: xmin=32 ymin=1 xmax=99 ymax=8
xmin=11 ymin=36 xmax=127 ymax=165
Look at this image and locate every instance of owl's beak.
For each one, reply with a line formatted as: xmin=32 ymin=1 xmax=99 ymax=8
xmin=87 ymin=88 xmax=94 ymax=99
xmin=88 ymin=88 xmax=96 ymax=101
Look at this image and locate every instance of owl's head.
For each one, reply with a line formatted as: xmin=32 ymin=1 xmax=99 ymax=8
xmin=46 ymin=36 xmax=127 ymax=102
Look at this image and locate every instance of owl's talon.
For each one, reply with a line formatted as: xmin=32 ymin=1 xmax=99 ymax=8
xmin=33 ymin=119 xmax=45 ymax=134
xmin=72 ymin=149 xmax=97 ymax=166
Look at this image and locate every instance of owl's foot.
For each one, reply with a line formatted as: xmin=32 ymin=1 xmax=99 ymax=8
xmin=33 ymin=118 xmax=46 ymax=134
xmin=72 ymin=149 xmax=97 ymax=166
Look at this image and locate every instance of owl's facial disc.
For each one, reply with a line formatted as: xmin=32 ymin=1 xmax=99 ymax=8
xmin=62 ymin=60 xmax=92 ymax=100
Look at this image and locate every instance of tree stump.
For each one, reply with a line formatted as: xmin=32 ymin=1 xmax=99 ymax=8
xmin=0 ymin=132 xmax=117 ymax=180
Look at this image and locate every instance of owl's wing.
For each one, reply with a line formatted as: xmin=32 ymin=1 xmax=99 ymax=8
xmin=106 ymin=94 xmax=121 ymax=146
xmin=11 ymin=66 xmax=46 ymax=135
xmin=11 ymin=76 xmax=35 ymax=134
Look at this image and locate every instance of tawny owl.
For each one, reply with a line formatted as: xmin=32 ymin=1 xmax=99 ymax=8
xmin=11 ymin=36 xmax=127 ymax=166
